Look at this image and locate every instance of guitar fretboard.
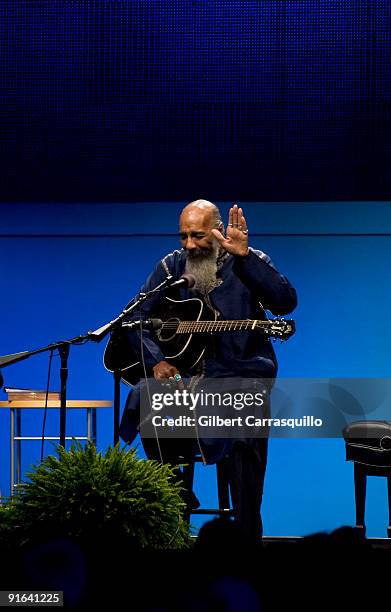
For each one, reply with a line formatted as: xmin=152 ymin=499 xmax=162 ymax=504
xmin=176 ymin=320 xmax=271 ymax=333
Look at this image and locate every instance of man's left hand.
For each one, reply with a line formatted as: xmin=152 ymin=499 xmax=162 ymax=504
xmin=211 ymin=204 xmax=249 ymax=257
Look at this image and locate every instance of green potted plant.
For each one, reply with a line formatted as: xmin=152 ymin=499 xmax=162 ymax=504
xmin=0 ymin=442 xmax=190 ymax=550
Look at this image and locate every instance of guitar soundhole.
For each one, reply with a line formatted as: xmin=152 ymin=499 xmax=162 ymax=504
xmin=157 ymin=318 xmax=180 ymax=342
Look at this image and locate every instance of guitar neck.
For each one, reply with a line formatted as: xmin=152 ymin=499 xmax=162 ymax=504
xmin=176 ymin=320 xmax=269 ymax=333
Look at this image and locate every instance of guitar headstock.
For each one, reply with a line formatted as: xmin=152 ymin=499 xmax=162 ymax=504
xmin=257 ymin=319 xmax=296 ymax=341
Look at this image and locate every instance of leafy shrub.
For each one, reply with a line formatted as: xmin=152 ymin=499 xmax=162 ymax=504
xmin=0 ymin=442 xmax=189 ymax=550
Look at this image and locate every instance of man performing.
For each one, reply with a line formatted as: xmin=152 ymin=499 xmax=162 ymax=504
xmin=119 ymin=199 xmax=297 ymax=540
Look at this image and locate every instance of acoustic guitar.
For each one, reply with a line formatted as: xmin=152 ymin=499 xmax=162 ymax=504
xmin=104 ymin=296 xmax=295 ymax=385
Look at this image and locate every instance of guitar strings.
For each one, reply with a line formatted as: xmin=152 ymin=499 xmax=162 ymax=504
xmin=159 ymin=321 xmax=283 ymax=329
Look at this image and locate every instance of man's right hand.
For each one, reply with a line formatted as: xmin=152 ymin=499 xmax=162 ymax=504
xmin=152 ymin=360 xmax=184 ymax=389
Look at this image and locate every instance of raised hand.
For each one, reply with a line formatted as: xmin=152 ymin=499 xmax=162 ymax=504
xmin=211 ymin=204 xmax=249 ymax=257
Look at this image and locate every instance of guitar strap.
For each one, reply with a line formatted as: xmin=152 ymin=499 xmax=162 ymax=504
xmin=203 ymin=292 xmax=220 ymax=319
xmin=161 ymin=255 xmax=171 ymax=277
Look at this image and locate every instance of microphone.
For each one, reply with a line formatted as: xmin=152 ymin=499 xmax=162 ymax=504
xmin=123 ymin=274 xmax=195 ymax=310
xmin=123 ymin=319 xmax=163 ymax=331
xmin=167 ymin=273 xmax=196 ymax=290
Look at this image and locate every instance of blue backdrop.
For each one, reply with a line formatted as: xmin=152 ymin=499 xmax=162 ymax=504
xmin=1 ymin=201 xmax=391 ymax=537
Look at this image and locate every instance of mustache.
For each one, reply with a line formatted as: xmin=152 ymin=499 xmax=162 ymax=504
xmin=185 ymin=247 xmax=214 ymax=259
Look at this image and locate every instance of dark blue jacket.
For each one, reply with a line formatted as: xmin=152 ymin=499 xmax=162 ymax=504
xmin=119 ymin=247 xmax=297 ymax=462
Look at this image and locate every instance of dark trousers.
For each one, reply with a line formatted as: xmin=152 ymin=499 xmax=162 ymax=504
xmin=142 ymin=436 xmax=268 ymax=540
xmin=221 ymin=438 xmax=268 ymax=540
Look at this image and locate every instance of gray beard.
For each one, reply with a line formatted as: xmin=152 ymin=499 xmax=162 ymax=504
xmin=185 ymin=243 xmax=220 ymax=295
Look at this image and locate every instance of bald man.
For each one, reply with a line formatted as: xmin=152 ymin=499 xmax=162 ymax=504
xmin=119 ymin=200 xmax=297 ymax=540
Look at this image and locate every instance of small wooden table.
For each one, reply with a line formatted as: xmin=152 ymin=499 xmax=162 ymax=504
xmin=0 ymin=400 xmax=112 ymax=496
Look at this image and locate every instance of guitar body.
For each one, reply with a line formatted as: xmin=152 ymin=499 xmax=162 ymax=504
xmin=104 ymin=297 xmax=216 ymax=386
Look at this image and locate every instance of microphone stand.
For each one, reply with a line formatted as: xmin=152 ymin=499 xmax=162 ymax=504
xmin=0 ymin=275 xmax=175 ymax=448
xmin=0 ymin=335 xmax=90 ymax=448
xmin=58 ymin=343 xmax=70 ymax=447
xmin=87 ymin=274 xmax=174 ymax=445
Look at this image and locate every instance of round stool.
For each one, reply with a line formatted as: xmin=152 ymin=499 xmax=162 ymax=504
xmin=343 ymin=420 xmax=391 ymax=537
xmin=181 ymin=456 xmax=234 ymax=524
